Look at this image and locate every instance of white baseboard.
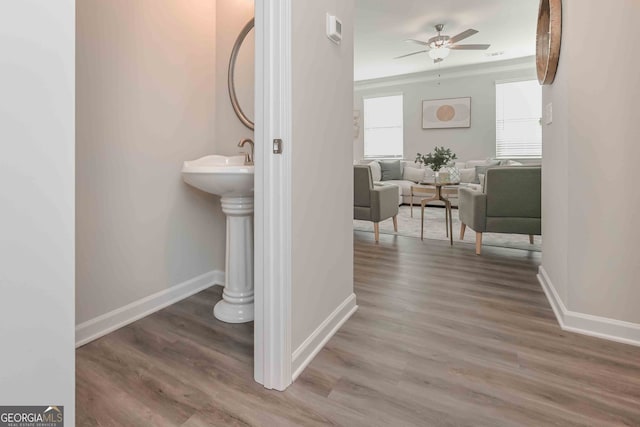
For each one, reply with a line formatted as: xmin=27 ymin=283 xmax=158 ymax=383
xmin=538 ymin=266 xmax=640 ymax=347
xmin=291 ymin=293 xmax=358 ymax=381
xmin=76 ymin=270 xmax=224 ymax=348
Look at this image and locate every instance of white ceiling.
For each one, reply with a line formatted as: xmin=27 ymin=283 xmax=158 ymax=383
xmin=354 ymin=0 xmax=539 ymax=81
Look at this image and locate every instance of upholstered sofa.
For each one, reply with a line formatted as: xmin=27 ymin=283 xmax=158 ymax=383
xmin=357 ymin=159 xmax=523 ymax=207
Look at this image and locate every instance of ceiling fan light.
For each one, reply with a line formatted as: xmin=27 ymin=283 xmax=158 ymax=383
xmin=428 ymin=47 xmax=450 ymax=60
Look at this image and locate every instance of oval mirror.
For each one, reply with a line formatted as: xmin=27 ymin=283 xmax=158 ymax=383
xmin=229 ymin=18 xmax=255 ymax=130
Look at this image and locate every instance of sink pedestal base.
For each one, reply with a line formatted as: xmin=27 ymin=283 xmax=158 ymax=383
xmin=214 ymin=196 xmax=254 ymax=323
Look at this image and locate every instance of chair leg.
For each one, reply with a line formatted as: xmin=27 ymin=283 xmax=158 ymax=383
xmin=460 ymin=223 xmax=467 ymax=240
xmin=374 ymin=222 xmax=380 ymax=243
xmin=447 ymin=202 xmax=453 ymax=246
xmin=475 ymin=232 xmax=483 ymax=255
xmin=421 ymin=204 xmax=425 ymax=240
xmin=445 ymin=204 xmax=449 ymax=238
xmin=529 ymin=235 xmax=535 ymax=244
xmin=410 ymin=195 xmax=413 ymax=218
xmin=393 ymin=215 xmax=398 ymax=232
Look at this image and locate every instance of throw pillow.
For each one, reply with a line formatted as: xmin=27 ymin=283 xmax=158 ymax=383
xmin=459 ymin=167 xmax=476 ymax=183
xmin=379 ymin=160 xmax=402 ymax=181
xmin=465 ymin=160 xmax=488 ymax=169
xmin=403 ymin=166 xmax=424 ymax=183
xmin=400 ymin=161 xmax=413 ymax=172
xmin=501 ymin=160 xmax=524 ymax=166
xmin=454 ymin=162 xmax=467 ymax=170
xmin=369 ymin=161 xmax=382 ymax=182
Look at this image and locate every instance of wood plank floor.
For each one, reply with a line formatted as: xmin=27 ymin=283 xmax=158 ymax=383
xmin=77 ymin=232 xmax=640 ymax=426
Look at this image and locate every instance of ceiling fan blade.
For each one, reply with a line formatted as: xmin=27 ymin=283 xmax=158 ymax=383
xmin=394 ymin=50 xmax=428 ymax=59
xmin=450 ymin=44 xmax=491 ymax=50
xmin=449 ymin=29 xmax=479 ymax=44
xmin=404 ymin=39 xmax=429 ymax=47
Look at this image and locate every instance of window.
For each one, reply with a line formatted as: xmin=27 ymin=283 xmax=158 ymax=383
xmin=496 ymin=80 xmax=542 ymax=159
xmin=363 ymin=95 xmax=403 ymax=159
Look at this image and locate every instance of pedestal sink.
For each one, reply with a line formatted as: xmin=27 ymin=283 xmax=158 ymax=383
xmin=182 ymin=155 xmax=254 ymax=323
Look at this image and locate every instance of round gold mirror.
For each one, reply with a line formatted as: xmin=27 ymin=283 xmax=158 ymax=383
xmin=228 ymin=18 xmax=255 ymax=130
xmin=536 ymin=0 xmax=562 ymax=85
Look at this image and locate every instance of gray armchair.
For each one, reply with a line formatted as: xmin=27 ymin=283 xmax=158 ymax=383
xmin=458 ymin=166 xmax=541 ymax=255
xmin=354 ymin=165 xmax=399 ymax=242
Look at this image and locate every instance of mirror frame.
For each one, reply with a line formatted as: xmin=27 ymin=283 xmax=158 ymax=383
xmin=536 ymin=0 xmax=562 ymax=85
xmin=228 ymin=18 xmax=255 ymax=130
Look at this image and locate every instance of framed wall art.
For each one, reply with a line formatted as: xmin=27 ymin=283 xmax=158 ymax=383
xmin=422 ymin=97 xmax=471 ymax=129
xmin=353 ymin=109 xmax=360 ymax=139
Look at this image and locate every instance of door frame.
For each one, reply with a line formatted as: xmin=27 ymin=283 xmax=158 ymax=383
xmin=253 ymin=0 xmax=293 ymax=390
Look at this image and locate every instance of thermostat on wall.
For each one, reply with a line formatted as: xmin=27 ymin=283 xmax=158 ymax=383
xmin=326 ymin=14 xmax=342 ymax=44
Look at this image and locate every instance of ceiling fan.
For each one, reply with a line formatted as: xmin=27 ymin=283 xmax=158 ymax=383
xmin=395 ymin=24 xmax=490 ymax=64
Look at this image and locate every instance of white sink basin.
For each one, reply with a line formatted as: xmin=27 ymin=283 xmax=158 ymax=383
xmin=182 ymin=155 xmax=254 ymax=197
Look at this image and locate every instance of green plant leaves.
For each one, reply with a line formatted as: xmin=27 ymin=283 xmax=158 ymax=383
xmin=414 ymin=146 xmax=458 ymax=171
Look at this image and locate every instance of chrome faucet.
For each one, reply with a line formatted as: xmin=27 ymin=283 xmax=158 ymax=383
xmin=238 ymin=138 xmax=254 ymax=165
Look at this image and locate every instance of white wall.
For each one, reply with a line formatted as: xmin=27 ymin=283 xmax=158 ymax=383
xmin=541 ymin=0 xmax=640 ymax=340
xmin=541 ymin=6 xmax=570 ymax=306
xmin=76 ymin=1 xmax=224 ymax=326
xmin=354 ymin=57 xmax=537 ymax=162
xmin=565 ymin=0 xmax=640 ymax=324
xmin=215 ymin=0 xmax=255 ymax=155
xmin=0 ymin=1 xmax=75 ymax=422
xmin=291 ymin=0 xmax=356 ymax=352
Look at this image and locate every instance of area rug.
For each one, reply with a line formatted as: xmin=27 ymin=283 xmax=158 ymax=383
xmin=354 ymin=205 xmax=541 ymax=252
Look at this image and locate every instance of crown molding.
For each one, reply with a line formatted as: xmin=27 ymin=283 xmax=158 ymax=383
xmin=355 ymin=56 xmax=536 ymax=91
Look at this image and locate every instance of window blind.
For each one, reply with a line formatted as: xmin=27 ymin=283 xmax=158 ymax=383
xmin=363 ymin=95 xmax=403 ymax=159
xmin=496 ymin=80 xmax=542 ymax=159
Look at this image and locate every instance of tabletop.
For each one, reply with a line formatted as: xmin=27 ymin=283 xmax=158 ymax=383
xmin=415 ymin=181 xmax=460 ymax=187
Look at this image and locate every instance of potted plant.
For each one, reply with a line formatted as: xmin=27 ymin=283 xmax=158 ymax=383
xmin=415 ymin=146 xmax=458 ymax=171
